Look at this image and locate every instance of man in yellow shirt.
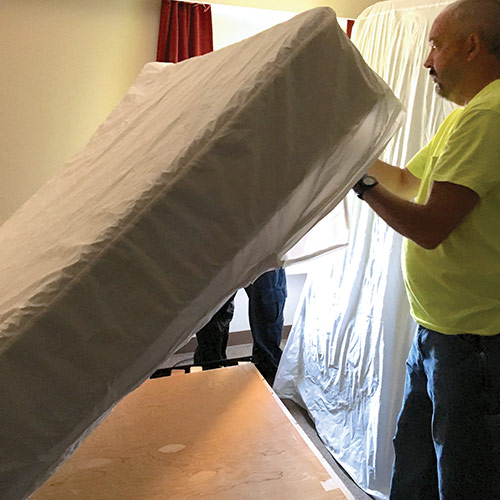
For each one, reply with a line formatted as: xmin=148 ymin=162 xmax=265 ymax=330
xmin=353 ymin=1 xmax=500 ymax=498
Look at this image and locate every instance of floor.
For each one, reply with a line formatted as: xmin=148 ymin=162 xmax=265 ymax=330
xmin=161 ymin=342 xmax=373 ymax=500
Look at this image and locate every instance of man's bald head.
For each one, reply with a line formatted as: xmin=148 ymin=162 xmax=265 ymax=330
xmin=424 ymin=0 xmax=500 ymax=103
xmin=444 ymin=0 xmax=500 ymax=61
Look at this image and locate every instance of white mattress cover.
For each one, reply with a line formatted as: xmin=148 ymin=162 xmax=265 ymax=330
xmin=0 ymin=8 xmax=403 ymax=499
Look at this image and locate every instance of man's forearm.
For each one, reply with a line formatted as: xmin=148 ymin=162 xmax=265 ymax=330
xmin=356 ymin=155 xmax=479 ymax=249
xmin=361 ymin=178 xmax=479 ymax=249
xmin=369 ymin=159 xmax=419 ymax=200
xmin=362 ymin=184 xmax=440 ymax=248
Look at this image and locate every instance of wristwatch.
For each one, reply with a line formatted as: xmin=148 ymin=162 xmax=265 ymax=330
xmin=353 ymin=174 xmax=378 ymax=199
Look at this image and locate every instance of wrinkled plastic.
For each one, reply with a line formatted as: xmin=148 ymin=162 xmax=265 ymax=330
xmin=0 ymin=8 xmax=404 ymax=500
xmin=275 ymin=1 xmax=456 ymax=499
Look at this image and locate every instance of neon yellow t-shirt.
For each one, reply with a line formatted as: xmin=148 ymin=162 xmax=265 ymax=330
xmin=403 ymin=79 xmax=500 ymax=335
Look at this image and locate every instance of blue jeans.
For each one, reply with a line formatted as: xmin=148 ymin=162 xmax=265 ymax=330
xmin=390 ymin=326 xmax=500 ymax=500
xmin=245 ymin=269 xmax=287 ymax=385
xmin=194 ymin=269 xmax=287 ymax=384
xmin=193 ymin=295 xmax=235 ymax=366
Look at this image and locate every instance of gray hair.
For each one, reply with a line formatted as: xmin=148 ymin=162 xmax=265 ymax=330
xmin=449 ymin=0 xmax=500 ymax=60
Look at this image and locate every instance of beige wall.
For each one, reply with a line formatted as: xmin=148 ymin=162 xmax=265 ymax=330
xmin=0 ymin=0 xmax=379 ymax=226
xmin=0 ymin=0 xmax=162 ymax=224
xmin=210 ymin=0 xmax=376 ymax=19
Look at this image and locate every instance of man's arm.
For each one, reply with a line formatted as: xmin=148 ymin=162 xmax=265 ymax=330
xmin=369 ymin=159 xmax=421 ymax=200
xmin=362 ymin=179 xmax=479 ymax=249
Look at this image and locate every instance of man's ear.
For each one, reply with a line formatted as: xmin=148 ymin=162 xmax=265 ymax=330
xmin=465 ymin=32 xmax=481 ymax=61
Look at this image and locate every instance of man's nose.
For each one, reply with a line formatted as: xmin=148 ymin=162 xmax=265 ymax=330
xmin=423 ymin=51 xmax=432 ymax=68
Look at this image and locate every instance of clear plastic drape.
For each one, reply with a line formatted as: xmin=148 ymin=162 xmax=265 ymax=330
xmin=275 ymin=1 xmax=456 ymax=499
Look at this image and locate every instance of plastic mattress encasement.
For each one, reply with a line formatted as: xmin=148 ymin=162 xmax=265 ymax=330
xmin=0 ymin=7 xmax=403 ymax=499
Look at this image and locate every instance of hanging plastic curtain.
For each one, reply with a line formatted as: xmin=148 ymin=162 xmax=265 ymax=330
xmin=275 ymin=1 xmax=456 ymax=499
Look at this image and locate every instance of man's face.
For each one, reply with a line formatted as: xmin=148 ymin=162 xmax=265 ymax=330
xmin=424 ymin=9 xmax=468 ymax=104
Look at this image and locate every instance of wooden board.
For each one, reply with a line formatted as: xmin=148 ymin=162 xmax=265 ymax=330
xmin=31 ymin=364 xmax=351 ymax=499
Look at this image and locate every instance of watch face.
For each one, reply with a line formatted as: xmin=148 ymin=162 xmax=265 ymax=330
xmin=364 ymin=176 xmax=377 ymax=187
xmin=353 ymin=175 xmax=378 ymax=199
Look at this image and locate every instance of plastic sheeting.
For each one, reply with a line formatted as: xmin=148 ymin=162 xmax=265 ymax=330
xmin=274 ymin=1 xmax=456 ymax=499
xmin=0 ymin=8 xmax=404 ymax=500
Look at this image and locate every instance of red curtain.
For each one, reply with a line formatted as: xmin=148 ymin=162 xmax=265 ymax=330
xmin=157 ymin=0 xmax=213 ymax=63
xmin=346 ymin=19 xmax=355 ymax=39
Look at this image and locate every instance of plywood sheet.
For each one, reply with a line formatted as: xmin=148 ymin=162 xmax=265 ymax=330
xmin=31 ymin=364 xmax=351 ymax=499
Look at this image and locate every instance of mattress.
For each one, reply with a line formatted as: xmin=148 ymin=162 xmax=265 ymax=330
xmin=0 ymin=7 xmax=403 ymax=499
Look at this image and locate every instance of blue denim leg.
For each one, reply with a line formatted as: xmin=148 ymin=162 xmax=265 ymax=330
xmin=391 ymin=326 xmax=498 ymax=500
xmin=193 ymin=295 xmax=235 ymax=366
xmin=390 ymin=328 xmax=439 ymax=500
xmin=245 ymin=269 xmax=287 ymax=384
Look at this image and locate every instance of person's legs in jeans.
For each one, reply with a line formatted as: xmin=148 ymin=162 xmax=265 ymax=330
xmin=194 ymin=295 xmax=235 ymax=366
xmin=481 ymin=334 xmax=500 ymax=499
xmin=390 ymin=328 xmax=439 ymax=500
xmin=427 ymin=330 xmax=492 ymax=499
xmin=391 ymin=326 xmax=496 ymax=500
xmin=245 ymin=269 xmax=287 ymax=385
